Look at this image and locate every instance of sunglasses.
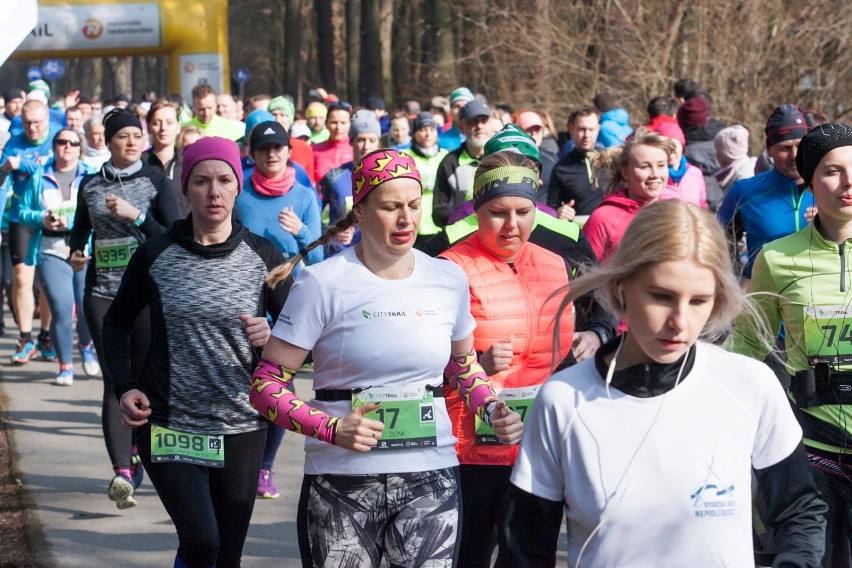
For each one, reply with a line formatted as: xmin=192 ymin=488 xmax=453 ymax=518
xmin=56 ymin=139 xmax=81 ymax=147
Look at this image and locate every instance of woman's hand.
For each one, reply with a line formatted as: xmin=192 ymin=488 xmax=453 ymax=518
xmin=480 ymin=335 xmax=514 ymax=375
xmin=42 ymin=211 xmax=64 ymax=231
xmin=278 ymin=206 xmax=303 ymax=235
xmin=557 ymin=200 xmax=576 ymax=221
xmin=105 ymin=192 xmax=141 ymax=222
xmin=337 ymin=226 xmax=355 ymax=246
xmin=571 ymin=331 xmax=602 ymax=362
xmin=119 ymin=389 xmax=152 ymax=429
xmin=240 ymin=314 xmax=271 ymax=348
xmin=70 ymin=249 xmax=91 ymax=272
xmin=491 ymin=401 xmax=523 ymax=445
xmin=334 ymin=403 xmax=385 ymax=452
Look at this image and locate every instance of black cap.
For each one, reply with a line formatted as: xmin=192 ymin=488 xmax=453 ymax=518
xmin=796 ymin=123 xmax=852 ymax=186
xmin=459 ymin=100 xmax=490 ymax=123
xmin=2 ymin=88 xmax=23 ymax=102
xmin=250 ymin=121 xmax=290 ymax=151
xmin=413 ymin=112 xmax=437 ymax=131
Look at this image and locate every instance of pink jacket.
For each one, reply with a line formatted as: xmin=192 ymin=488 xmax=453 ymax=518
xmin=660 ymin=164 xmax=707 ymax=209
xmin=582 ymin=188 xmax=644 ymax=261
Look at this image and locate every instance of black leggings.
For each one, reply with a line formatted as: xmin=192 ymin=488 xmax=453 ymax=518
xmin=84 ymin=293 xmax=150 ymax=470
xmin=136 ymin=425 xmax=266 ymax=568
xmin=457 ymin=463 xmax=513 ymax=568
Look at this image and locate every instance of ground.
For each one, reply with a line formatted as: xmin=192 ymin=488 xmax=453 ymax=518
xmin=0 ymin=399 xmax=44 ymax=568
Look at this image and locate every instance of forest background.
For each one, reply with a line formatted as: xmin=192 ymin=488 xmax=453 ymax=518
xmin=0 ymin=0 xmax=849 ymax=151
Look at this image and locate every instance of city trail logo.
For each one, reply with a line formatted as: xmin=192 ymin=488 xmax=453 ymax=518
xmin=361 ymin=309 xmax=408 ymax=319
xmin=690 ymin=460 xmax=736 ymax=518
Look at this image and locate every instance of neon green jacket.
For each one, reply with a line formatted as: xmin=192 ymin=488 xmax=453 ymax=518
xmin=728 ymin=220 xmax=852 ymax=454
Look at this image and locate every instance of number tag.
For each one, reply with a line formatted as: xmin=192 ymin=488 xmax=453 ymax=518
xmin=474 ymin=385 xmax=541 ymax=445
xmin=803 ymin=305 xmax=852 ymax=367
xmin=52 ymin=199 xmax=76 ymax=220
xmin=352 ymin=386 xmax=437 ymax=451
xmin=94 ymin=237 xmax=138 ymax=269
xmin=150 ymin=425 xmax=225 ymax=467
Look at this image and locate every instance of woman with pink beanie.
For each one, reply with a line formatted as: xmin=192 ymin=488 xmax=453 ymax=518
xmin=714 ymin=125 xmax=757 ymax=192
xmin=652 ymin=121 xmax=708 ymax=209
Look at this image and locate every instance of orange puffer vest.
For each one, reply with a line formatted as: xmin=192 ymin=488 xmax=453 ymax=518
xmin=441 ymin=234 xmax=573 ymax=465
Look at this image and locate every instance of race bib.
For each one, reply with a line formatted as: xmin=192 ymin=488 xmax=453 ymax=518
xmin=94 ymin=237 xmax=138 ymax=269
xmin=475 ymin=385 xmax=540 ymax=445
xmin=802 ymin=305 xmax=852 ymax=367
xmin=352 ymin=385 xmax=437 ymax=450
xmin=52 ymin=199 xmax=76 ymax=220
xmin=150 ymin=425 xmax=224 ymax=467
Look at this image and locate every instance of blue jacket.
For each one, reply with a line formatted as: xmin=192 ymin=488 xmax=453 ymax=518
xmin=18 ymin=159 xmax=95 ymax=266
xmin=235 ymin=175 xmax=324 ymax=270
xmin=438 ymin=124 xmax=464 ymax=152
xmin=597 ymin=108 xmax=633 ymax=148
xmin=717 ymin=167 xmax=813 ymax=278
xmin=1 ymin=127 xmax=59 ymax=222
xmin=319 ymin=162 xmax=361 ymax=257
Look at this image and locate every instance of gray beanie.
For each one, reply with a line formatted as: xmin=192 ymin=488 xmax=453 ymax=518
xmin=350 ymin=109 xmax=381 ymax=140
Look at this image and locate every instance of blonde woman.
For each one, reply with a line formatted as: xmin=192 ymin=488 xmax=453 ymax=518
xmin=501 ymin=199 xmax=826 ymax=567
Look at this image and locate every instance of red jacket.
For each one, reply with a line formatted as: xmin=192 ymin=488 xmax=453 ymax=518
xmin=441 ymin=234 xmax=573 ymax=465
xmin=312 ymin=139 xmax=353 ymax=183
xmin=582 ymin=188 xmax=645 ymax=261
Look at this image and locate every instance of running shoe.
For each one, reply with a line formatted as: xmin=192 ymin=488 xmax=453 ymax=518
xmin=130 ymin=450 xmax=144 ymax=490
xmin=37 ymin=331 xmax=56 ymax=361
xmin=79 ymin=342 xmax=100 ymax=376
xmin=108 ymin=475 xmax=137 ymax=510
xmin=55 ymin=367 xmax=74 ymax=386
xmin=10 ymin=338 xmax=37 ymax=365
xmin=257 ymin=469 xmax=279 ymax=499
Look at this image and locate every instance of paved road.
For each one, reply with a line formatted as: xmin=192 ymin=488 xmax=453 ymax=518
xmin=0 ymin=319 xmax=305 ymax=568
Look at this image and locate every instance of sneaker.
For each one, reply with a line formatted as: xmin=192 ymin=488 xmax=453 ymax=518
xmin=79 ymin=342 xmax=100 ymax=376
xmin=10 ymin=338 xmax=37 ymax=365
xmin=257 ymin=469 xmax=279 ymax=499
xmin=55 ymin=367 xmax=74 ymax=386
xmin=130 ymin=451 xmax=144 ymax=490
xmin=37 ymin=331 xmax=56 ymax=361
xmin=108 ymin=475 xmax=137 ymax=510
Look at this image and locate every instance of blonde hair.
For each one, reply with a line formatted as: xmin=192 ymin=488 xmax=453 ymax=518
xmin=551 ymin=199 xmax=771 ymax=365
xmin=594 ymin=127 xmax=676 ymax=196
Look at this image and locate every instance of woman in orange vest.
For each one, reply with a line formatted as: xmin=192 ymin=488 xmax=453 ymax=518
xmin=440 ymin=151 xmax=574 ymax=567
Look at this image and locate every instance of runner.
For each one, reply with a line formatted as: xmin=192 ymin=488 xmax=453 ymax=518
xmin=103 ymin=137 xmax=290 ymax=568
xmin=69 ymin=107 xmax=181 ymax=509
xmin=439 ymin=150 xmax=574 ymax=566
xmin=18 ymin=128 xmax=98 ymax=386
xmin=729 ymin=123 xmax=852 ymax=566
xmin=249 ymin=148 xmax=522 ymax=567
xmin=502 ymin=199 xmax=827 ymax=567
xmin=582 ymin=128 xmax=675 ymax=261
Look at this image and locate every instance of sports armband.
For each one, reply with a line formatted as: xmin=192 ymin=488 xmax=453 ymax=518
xmin=444 ymin=349 xmax=499 ymax=425
xmin=249 ymin=358 xmax=340 ymax=444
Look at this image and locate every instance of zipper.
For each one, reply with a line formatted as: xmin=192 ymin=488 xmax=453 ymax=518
xmin=840 ymin=243 xmax=846 ymax=293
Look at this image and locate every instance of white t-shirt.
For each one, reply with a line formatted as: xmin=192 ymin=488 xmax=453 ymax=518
xmin=271 ymin=247 xmax=476 ymax=475
xmin=511 ymin=342 xmax=802 ymax=567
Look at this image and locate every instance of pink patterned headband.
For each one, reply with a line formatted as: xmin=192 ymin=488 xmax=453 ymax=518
xmin=351 ymin=149 xmax=422 ymax=206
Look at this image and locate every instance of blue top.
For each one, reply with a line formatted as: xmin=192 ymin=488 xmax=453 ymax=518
xmin=18 ymin=159 xmax=95 ymax=265
xmin=235 ymin=175 xmax=324 ymax=271
xmin=8 ymin=110 xmax=65 ymax=138
xmin=717 ymin=167 xmax=813 ymax=278
xmin=319 ymin=162 xmax=361 ymax=257
xmin=438 ymin=124 xmax=464 ymax=152
xmin=597 ymin=108 xmax=633 ymax=148
xmin=0 ymin=127 xmax=59 ymax=223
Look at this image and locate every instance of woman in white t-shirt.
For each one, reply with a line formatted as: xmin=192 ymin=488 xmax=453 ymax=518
xmin=249 ymin=148 xmax=522 ymax=567
xmin=500 ymin=199 xmax=827 ymax=567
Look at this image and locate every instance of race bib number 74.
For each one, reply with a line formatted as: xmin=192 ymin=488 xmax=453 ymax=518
xmin=803 ymin=305 xmax=852 ymax=366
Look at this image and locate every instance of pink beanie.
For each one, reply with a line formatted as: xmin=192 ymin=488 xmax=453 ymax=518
xmin=653 ymin=121 xmax=686 ymax=146
xmin=181 ymin=137 xmax=244 ymax=194
xmin=714 ymin=125 xmax=750 ymax=162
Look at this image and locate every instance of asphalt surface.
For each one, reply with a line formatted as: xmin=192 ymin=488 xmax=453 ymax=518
xmin=0 ymin=318 xmax=305 ymax=568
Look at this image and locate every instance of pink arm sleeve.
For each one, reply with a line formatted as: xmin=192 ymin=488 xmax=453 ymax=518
xmin=249 ymin=358 xmax=340 ymax=445
xmin=444 ymin=349 xmax=499 ymax=424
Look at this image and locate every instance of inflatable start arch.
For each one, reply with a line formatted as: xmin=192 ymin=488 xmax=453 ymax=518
xmin=11 ymin=0 xmax=230 ymax=101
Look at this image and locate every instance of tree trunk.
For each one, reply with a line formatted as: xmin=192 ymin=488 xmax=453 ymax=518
xmin=284 ymin=0 xmax=303 ymax=98
xmin=315 ymin=0 xmax=336 ymax=92
xmin=345 ymin=0 xmax=361 ymax=104
xmin=108 ymin=57 xmax=133 ymax=100
xmin=359 ymin=0 xmax=381 ymax=104
xmin=378 ymin=0 xmax=394 ymax=107
xmin=433 ymin=0 xmax=456 ymax=87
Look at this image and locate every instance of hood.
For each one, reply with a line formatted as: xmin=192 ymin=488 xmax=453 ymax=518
xmin=682 ymin=120 xmax=723 ymax=142
xmin=169 ymin=216 xmax=249 ymax=259
xmin=601 ymin=108 xmax=630 ymax=126
xmin=599 ymin=187 xmax=644 ymax=212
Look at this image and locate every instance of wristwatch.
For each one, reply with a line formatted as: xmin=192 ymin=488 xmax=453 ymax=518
xmin=134 ymin=211 xmax=147 ymax=227
xmin=588 ymin=325 xmax=611 ymax=346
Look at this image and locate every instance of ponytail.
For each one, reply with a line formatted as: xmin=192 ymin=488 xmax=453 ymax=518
xmin=266 ymin=210 xmax=359 ymax=287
